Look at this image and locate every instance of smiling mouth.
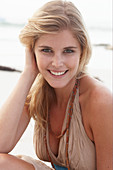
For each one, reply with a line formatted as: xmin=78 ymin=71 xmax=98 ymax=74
xmin=48 ymin=70 xmax=68 ymax=76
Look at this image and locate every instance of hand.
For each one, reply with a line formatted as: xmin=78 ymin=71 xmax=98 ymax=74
xmin=24 ymin=47 xmax=39 ymax=78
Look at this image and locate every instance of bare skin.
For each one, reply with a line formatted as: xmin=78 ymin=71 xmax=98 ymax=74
xmin=0 ymin=154 xmax=35 ymax=170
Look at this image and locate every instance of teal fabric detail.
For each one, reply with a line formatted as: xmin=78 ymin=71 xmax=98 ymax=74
xmin=53 ymin=164 xmax=68 ymax=170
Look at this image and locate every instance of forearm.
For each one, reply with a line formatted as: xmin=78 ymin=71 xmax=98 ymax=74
xmin=0 ymin=70 xmax=36 ymax=151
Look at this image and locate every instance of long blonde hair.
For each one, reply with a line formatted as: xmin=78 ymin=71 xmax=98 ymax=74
xmin=19 ymin=0 xmax=92 ymax=129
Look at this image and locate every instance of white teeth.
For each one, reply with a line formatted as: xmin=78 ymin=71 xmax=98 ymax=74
xmin=50 ymin=71 xmax=66 ymax=76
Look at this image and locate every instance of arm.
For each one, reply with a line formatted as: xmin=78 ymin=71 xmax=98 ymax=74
xmin=89 ymin=86 xmax=113 ymax=170
xmin=0 ymin=48 xmax=39 ymax=153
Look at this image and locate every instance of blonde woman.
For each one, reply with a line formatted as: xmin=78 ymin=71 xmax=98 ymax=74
xmin=0 ymin=1 xmax=112 ymax=170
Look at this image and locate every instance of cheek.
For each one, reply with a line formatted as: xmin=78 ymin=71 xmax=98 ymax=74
xmin=70 ymin=56 xmax=80 ymax=69
xmin=36 ymin=56 xmax=48 ymax=72
xmin=35 ymin=56 xmax=42 ymax=71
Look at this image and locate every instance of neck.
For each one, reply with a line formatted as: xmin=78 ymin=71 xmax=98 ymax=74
xmin=54 ymin=79 xmax=75 ymax=108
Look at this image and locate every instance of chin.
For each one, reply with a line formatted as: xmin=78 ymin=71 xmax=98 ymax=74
xmin=47 ymin=80 xmax=71 ymax=89
xmin=44 ymin=74 xmax=76 ymax=89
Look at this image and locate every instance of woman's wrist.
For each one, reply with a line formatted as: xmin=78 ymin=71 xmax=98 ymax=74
xmin=22 ymin=68 xmax=38 ymax=85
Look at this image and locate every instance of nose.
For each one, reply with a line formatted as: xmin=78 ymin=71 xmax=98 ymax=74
xmin=51 ymin=53 xmax=63 ymax=68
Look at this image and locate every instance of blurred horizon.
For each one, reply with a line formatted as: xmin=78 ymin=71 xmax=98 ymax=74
xmin=0 ymin=0 xmax=112 ymax=30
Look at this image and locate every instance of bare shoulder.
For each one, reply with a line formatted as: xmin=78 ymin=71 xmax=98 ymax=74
xmin=79 ymin=75 xmax=113 ymax=169
xmin=84 ymin=75 xmax=112 ymax=114
xmin=79 ymin=75 xmax=112 ymax=110
xmin=79 ymin=75 xmax=112 ymax=132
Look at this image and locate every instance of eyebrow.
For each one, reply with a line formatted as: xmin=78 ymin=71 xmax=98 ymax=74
xmin=64 ymin=46 xmax=78 ymax=49
xmin=38 ymin=46 xmax=52 ymax=49
xmin=38 ymin=46 xmax=78 ymax=49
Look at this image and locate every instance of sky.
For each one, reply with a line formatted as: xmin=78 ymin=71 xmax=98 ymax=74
xmin=0 ymin=0 xmax=112 ymax=28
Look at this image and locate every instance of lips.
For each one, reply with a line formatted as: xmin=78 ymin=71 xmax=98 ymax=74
xmin=48 ymin=70 xmax=68 ymax=76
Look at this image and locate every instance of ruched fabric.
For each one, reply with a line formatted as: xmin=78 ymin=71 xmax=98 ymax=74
xmin=33 ymin=88 xmax=96 ymax=170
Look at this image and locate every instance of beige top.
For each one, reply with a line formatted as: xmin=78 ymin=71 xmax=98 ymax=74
xmin=33 ymin=88 xmax=96 ymax=170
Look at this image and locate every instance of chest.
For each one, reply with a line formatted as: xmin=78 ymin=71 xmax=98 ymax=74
xmin=48 ymin=103 xmax=93 ymax=157
xmin=48 ymin=108 xmax=66 ymax=156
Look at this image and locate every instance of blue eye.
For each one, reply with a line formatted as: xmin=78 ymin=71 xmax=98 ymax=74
xmin=41 ymin=49 xmax=52 ymax=53
xmin=64 ymin=49 xmax=74 ymax=53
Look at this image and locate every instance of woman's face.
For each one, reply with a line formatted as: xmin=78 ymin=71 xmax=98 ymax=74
xmin=34 ymin=29 xmax=81 ymax=89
